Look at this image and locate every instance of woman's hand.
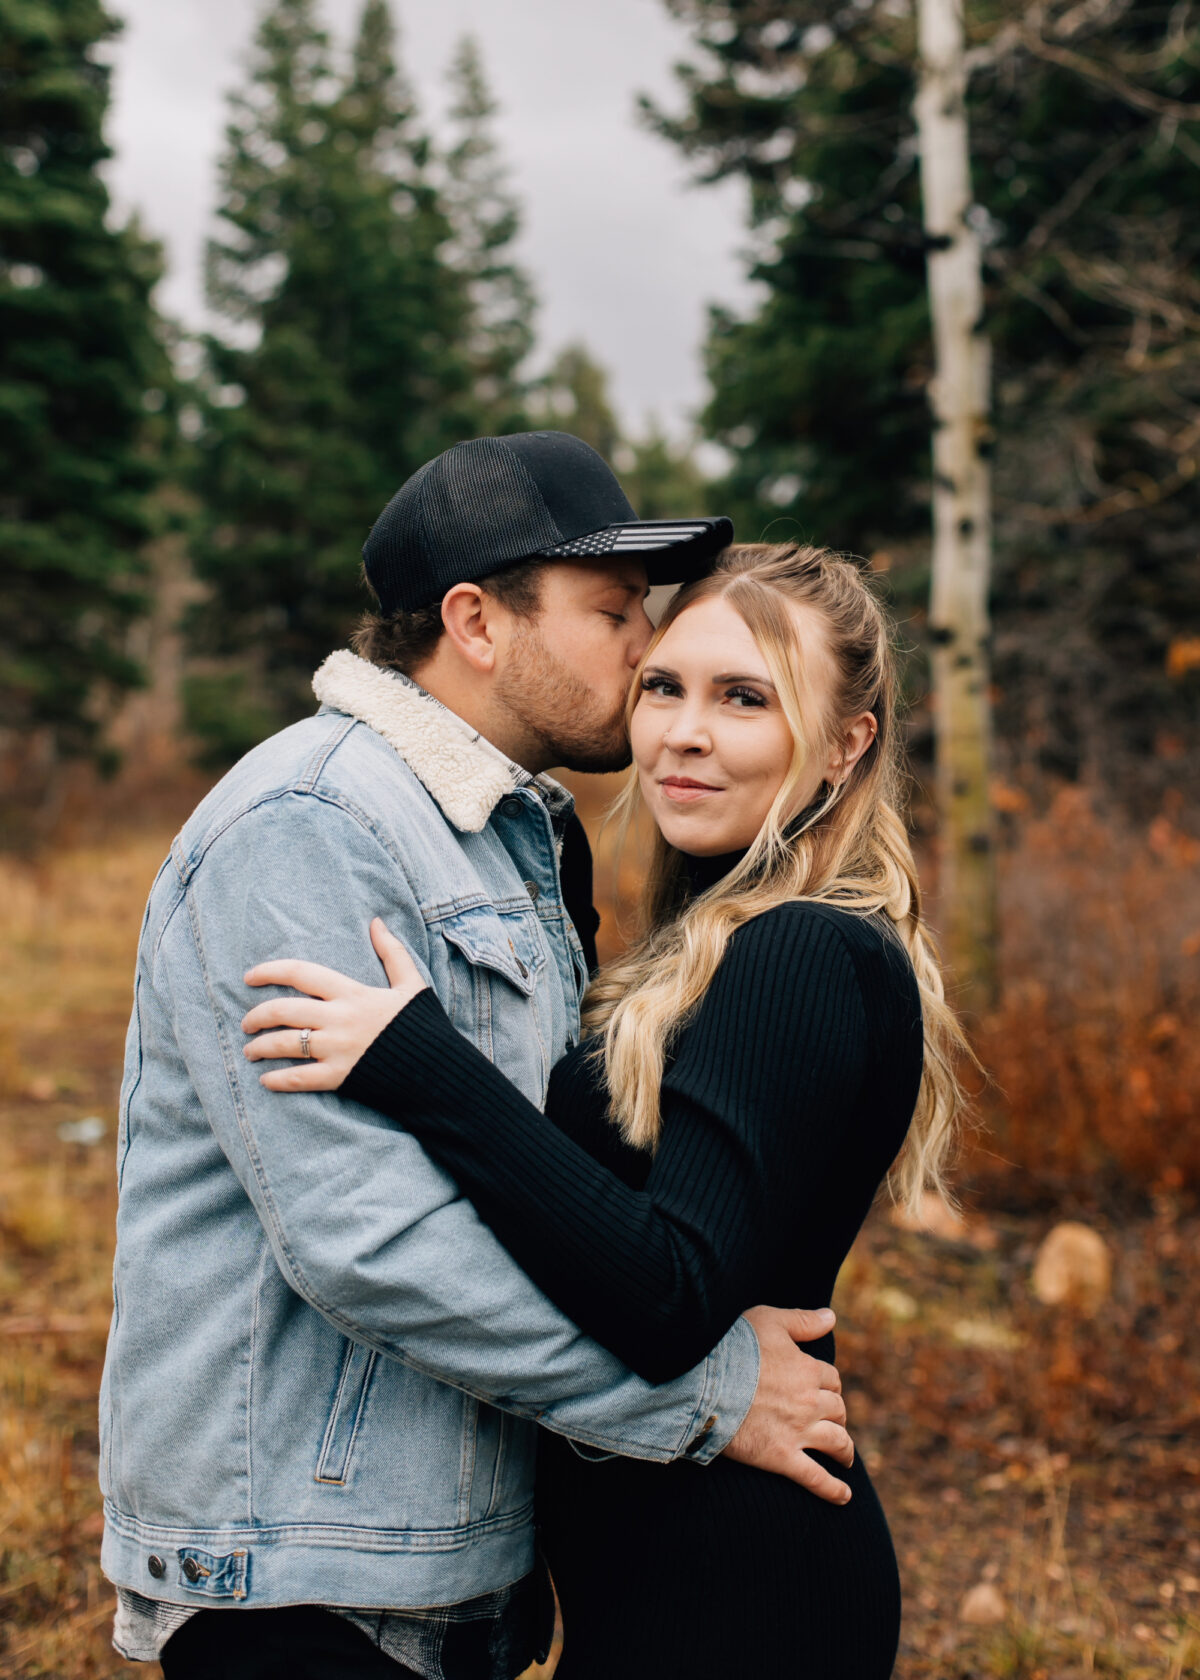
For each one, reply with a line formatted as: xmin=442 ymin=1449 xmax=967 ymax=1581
xmin=242 ymin=917 xmax=428 ymax=1091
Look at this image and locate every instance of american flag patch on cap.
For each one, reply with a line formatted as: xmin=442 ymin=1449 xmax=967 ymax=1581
xmin=538 ymin=519 xmax=731 ymax=562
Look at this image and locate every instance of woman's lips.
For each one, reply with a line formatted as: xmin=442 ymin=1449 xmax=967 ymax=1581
xmin=659 ymin=777 xmax=723 ymax=804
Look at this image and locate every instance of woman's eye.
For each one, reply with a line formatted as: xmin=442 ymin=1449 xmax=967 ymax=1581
xmin=640 ymin=675 xmax=680 ymax=697
xmin=727 ymin=686 xmax=767 ymax=708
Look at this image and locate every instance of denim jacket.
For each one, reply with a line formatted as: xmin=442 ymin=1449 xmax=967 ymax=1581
xmin=100 ymin=652 xmax=760 ymax=1613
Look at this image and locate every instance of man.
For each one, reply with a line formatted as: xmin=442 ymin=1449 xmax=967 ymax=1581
xmin=102 ymin=431 xmax=852 ymax=1679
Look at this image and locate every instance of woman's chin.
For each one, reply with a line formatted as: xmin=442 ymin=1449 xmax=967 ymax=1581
xmin=659 ymin=822 xmax=742 ymax=859
xmin=646 ymin=788 xmax=751 ymax=858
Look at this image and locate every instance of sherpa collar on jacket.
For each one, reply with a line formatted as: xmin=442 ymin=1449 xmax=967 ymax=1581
xmin=312 ymin=649 xmax=571 ymax=835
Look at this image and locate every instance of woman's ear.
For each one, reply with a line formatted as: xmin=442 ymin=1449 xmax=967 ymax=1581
xmin=828 ymin=712 xmax=878 ymax=785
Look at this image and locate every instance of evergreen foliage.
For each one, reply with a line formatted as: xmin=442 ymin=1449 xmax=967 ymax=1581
xmin=443 ymin=35 xmax=536 ymax=434
xmin=0 ymin=0 xmax=169 ymax=770
xmin=647 ymin=1 xmax=1200 ymax=801
xmin=644 ymin=3 xmax=929 ymax=549
xmin=532 ymin=342 xmax=621 ymax=461
xmin=188 ymin=0 xmax=482 ymax=758
xmin=621 ymin=420 xmax=707 ymax=520
xmin=531 ymin=343 xmax=708 ymax=518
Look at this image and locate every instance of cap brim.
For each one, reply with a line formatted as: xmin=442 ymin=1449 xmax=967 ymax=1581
xmin=535 ymin=517 xmax=733 ymax=584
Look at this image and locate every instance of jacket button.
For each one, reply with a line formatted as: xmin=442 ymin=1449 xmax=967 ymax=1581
xmin=181 ymin=1557 xmax=203 ymax=1583
xmin=147 ymin=1555 xmax=165 ymax=1579
xmin=500 ymin=798 xmax=523 ymax=817
xmin=523 ymin=880 xmax=540 ymax=901
xmin=685 ymin=1415 xmax=718 ymax=1457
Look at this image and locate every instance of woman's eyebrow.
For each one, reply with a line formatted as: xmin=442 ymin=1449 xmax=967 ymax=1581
xmin=712 ymin=671 xmax=777 ymax=690
xmin=643 ymin=663 xmax=681 ymax=681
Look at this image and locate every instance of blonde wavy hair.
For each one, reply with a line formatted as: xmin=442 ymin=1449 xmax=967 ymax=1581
xmin=582 ymin=542 xmax=973 ymax=1213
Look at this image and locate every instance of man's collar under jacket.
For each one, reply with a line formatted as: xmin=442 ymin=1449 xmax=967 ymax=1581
xmin=312 ymin=649 xmax=572 ymax=835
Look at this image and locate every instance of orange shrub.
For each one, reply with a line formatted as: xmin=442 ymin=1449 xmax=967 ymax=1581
xmin=972 ymin=788 xmax=1200 ymax=1196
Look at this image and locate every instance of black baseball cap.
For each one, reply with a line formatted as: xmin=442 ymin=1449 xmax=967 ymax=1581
xmin=362 ymin=430 xmax=734 ymax=615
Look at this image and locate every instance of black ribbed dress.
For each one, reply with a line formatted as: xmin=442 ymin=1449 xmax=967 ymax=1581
xmin=344 ymin=884 xmax=923 ymax=1680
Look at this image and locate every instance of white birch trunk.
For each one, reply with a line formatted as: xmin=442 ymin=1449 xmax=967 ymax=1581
xmin=914 ymin=0 xmax=998 ymax=1007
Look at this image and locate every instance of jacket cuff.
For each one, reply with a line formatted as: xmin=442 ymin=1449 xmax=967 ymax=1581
xmin=678 ymin=1313 xmax=760 ymax=1465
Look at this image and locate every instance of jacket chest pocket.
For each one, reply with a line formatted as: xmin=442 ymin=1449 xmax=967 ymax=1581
xmin=436 ymin=904 xmax=549 ymax=1075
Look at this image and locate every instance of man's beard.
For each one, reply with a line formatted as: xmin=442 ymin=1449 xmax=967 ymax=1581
xmin=496 ymin=621 xmax=632 ymax=774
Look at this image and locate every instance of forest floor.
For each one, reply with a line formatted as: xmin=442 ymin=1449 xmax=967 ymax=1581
xmin=0 ymin=803 xmax=1197 ymax=1679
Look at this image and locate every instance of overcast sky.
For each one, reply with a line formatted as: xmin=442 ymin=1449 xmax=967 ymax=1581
xmin=104 ymin=0 xmax=758 ymax=438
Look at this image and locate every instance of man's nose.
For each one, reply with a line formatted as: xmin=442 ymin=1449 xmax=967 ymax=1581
xmin=627 ymin=604 xmax=655 ymax=665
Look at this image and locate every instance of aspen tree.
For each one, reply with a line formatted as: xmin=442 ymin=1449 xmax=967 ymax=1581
xmin=914 ymin=0 xmax=997 ymax=1006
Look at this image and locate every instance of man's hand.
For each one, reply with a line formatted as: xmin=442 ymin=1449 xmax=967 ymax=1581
xmin=722 ymin=1305 xmax=853 ymax=1504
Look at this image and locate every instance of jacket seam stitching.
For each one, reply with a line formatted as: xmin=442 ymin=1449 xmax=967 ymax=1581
xmin=245 ymin=1242 xmax=271 ymax=1523
xmin=174 ymin=777 xmax=405 ymax=893
xmin=457 ymin=1394 xmax=477 ymax=1526
xmin=485 ymin=1411 xmax=509 ymax=1520
xmin=170 ymin=719 xmax=357 ymax=883
xmin=298 ymin=714 xmax=358 ymax=791
xmin=102 ymin=1495 xmax=537 ymax=1546
xmin=184 ymin=889 xmax=332 ymax=1334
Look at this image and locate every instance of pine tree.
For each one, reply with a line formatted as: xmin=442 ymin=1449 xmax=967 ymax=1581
xmin=621 ymin=421 xmax=707 ymax=520
xmin=529 ymin=347 xmax=706 ymax=517
xmin=645 ymin=3 xmax=929 ymax=550
xmin=188 ymin=0 xmax=476 ymax=759
xmin=531 ymin=343 xmax=621 ymax=462
xmin=0 ymin=0 xmax=169 ymax=783
xmin=443 ymin=35 xmax=536 ymax=432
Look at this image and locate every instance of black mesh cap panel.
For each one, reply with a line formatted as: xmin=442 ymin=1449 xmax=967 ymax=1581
xmin=363 ymin=438 xmax=562 ymax=615
xmin=369 ymin=457 xmax=436 ymax=596
xmin=500 ymin=431 xmax=637 ymax=540
xmin=422 ymin=438 xmax=561 ymax=580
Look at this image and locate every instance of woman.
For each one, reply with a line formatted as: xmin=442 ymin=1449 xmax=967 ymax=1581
xmin=242 ymin=544 xmax=970 ymax=1679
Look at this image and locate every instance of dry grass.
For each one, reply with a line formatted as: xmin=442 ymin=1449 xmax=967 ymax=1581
xmin=0 ymin=830 xmax=173 ymax=1678
xmin=1 ymin=780 xmax=1197 ymax=1677
xmin=837 ymin=1209 xmax=1200 ymax=1678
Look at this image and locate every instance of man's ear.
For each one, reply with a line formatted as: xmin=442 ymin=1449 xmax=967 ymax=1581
xmin=439 ymin=583 xmax=496 ymax=674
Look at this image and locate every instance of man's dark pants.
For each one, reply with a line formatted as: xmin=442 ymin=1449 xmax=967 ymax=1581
xmin=160 ymin=1606 xmax=421 ymax=1679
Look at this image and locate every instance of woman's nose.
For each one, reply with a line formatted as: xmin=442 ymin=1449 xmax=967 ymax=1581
xmin=663 ymin=707 xmax=711 ymax=755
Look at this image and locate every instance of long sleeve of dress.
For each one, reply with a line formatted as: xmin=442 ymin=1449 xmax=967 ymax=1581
xmin=343 ymin=905 xmax=882 ymax=1385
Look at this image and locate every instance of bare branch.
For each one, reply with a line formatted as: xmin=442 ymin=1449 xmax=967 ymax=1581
xmin=1046 ymin=0 xmax=1139 ymax=44
xmin=1009 ymin=456 xmax=1199 ymax=525
xmin=1022 ymin=129 xmax=1142 ymax=254
xmin=996 ymin=267 xmax=1092 ymax=345
xmin=1054 ymin=247 xmax=1200 ymax=333
xmin=1020 ymin=30 xmax=1200 ymax=120
xmin=1172 ymin=126 xmax=1200 ymax=168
